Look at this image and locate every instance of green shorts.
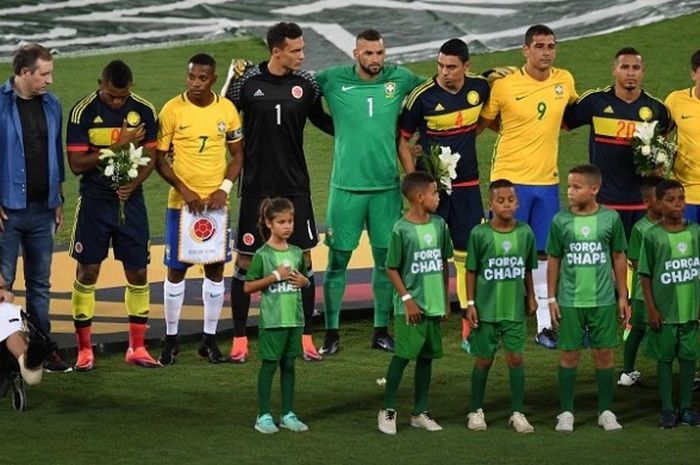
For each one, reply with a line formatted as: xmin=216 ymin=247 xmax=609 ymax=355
xmin=324 ymin=187 xmax=401 ymax=250
xmin=630 ymin=299 xmax=648 ymax=329
xmin=558 ymin=305 xmax=618 ymax=351
xmin=394 ymin=316 xmax=443 ymax=360
xmin=645 ymin=321 xmax=698 ymax=362
xmin=259 ymin=326 xmax=303 ymax=361
xmin=469 ymin=320 xmax=526 ymax=359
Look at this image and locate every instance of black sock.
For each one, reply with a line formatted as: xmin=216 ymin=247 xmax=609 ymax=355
xmin=302 ymin=274 xmax=316 ymax=335
xmin=231 ymin=268 xmax=250 ymax=337
xmin=373 ymin=326 xmax=389 ymax=338
xmin=325 ymin=329 xmax=339 ymax=343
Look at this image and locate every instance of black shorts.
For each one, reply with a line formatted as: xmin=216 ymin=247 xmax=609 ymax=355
xmin=234 ymin=195 xmax=318 ymax=255
xmin=69 ymin=194 xmax=150 ymax=270
xmin=437 ymin=184 xmax=485 ymax=251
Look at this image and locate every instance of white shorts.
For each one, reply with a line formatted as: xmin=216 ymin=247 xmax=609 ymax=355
xmin=0 ymin=302 xmax=23 ymax=343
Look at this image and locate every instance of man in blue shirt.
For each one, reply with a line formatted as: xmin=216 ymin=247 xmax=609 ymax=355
xmin=0 ymin=43 xmax=70 ymax=372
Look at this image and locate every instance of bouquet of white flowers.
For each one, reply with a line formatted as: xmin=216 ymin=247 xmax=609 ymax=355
xmin=421 ymin=145 xmax=461 ymax=195
xmin=98 ymin=143 xmax=150 ymax=223
xmin=631 ymin=120 xmax=677 ymax=177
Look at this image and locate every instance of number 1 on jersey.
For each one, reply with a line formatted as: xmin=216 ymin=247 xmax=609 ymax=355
xmin=275 ymin=103 xmax=282 ymax=125
xmin=367 ymin=97 xmax=374 ymax=118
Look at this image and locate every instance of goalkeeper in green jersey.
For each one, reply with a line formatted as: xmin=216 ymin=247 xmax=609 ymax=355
xmin=546 ymin=164 xmax=630 ymax=432
xmin=377 ymin=172 xmax=453 ymax=435
xmin=639 ymin=180 xmax=700 ymax=428
xmin=465 ymin=179 xmax=538 ymax=433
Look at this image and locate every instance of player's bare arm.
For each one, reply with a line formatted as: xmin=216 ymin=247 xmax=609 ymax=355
xmin=397 ymin=136 xmax=416 ymax=174
xmin=612 ymin=251 xmax=630 ymax=325
xmin=640 ymin=275 xmax=662 ymax=330
xmin=524 ymin=269 xmax=537 ymax=316
xmin=386 ymin=267 xmax=421 ymax=324
xmin=442 ymin=260 xmax=450 ymax=319
xmin=466 ymin=269 xmax=479 ymax=327
xmin=243 ymin=263 xmax=294 ymax=294
xmin=547 ymin=255 xmax=561 ymax=328
xmin=155 ymin=149 xmax=205 ymax=213
xmin=207 ymin=138 xmax=243 ymax=210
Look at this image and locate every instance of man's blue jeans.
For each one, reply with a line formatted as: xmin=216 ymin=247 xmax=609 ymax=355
xmin=0 ymin=201 xmax=55 ymax=334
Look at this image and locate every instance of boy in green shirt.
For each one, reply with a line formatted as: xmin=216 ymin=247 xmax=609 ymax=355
xmin=465 ymin=179 xmax=538 ymax=433
xmin=638 ymin=179 xmax=700 ymax=428
xmin=547 ymin=164 xmax=629 ymax=432
xmin=378 ymin=172 xmax=453 ymax=435
xmin=619 ymin=175 xmax=663 ymax=387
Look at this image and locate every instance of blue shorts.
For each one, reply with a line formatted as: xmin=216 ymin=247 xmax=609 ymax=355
xmin=69 ymin=194 xmax=150 ymax=270
xmin=684 ymin=204 xmax=700 ymax=223
xmin=437 ymin=184 xmax=484 ymax=251
xmin=513 ymin=184 xmax=559 ymax=252
xmin=164 ymin=208 xmax=232 ymax=270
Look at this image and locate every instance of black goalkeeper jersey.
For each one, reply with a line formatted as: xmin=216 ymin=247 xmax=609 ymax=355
xmin=226 ymin=61 xmax=332 ymax=197
xmin=564 ymin=86 xmax=670 ymax=205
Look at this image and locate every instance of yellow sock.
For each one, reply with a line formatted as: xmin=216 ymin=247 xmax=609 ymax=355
xmin=126 ymin=283 xmax=150 ymax=318
xmin=453 ymin=250 xmax=468 ymax=309
xmin=72 ymin=280 xmax=95 ymax=321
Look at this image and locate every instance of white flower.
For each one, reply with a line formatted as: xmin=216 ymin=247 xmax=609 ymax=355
xmin=104 ymin=164 xmax=114 ymax=177
xmin=641 ymin=145 xmax=651 ymax=156
xmin=438 ymin=146 xmax=461 ymax=180
xmin=128 ymin=168 xmax=138 ymax=179
xmin=656 ymin=150 xmax=668 ymax=164
xmin=633 ymin=120 xmax=658 ymax=145
xmin=376 ymin=378 xmax=386 ymax=386
xmin=440 ymin=175 xmax=453 ymax=195
xmin=98 ymin=148 xmax=116 ymax=160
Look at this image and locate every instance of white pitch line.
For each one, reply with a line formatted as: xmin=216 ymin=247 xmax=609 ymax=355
xmin=0 ymin=0 xmax=116 ymax=16
xmin=274 ymin=0 xmax=516 ymax=16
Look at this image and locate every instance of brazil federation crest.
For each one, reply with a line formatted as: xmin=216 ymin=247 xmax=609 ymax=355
xmin=217 ymin=121 xmax=227 ymax=133
xmin=384 ymin=81 xmax=396 ymax=98
xmin=178 ymin=206 xmax=228 ymax=264
xmin=554 ymin=84 xmax=564 ymax=97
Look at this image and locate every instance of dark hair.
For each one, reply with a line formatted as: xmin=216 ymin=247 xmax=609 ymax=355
xmin=401 ymin=171 xmax=435 ymax=199
xmin=614 ymin=47 xmax=642 ymax=61
xmin=439 ymin=38 xmax=469 ymax=63
xmin=524 ymin=24 xmax=555 ymax=46
xmin=489 ymin=178 xmax=515 ymax=192
xmin=656 ymin=179 xmax=684 ymax=200
xmin=13 ymin=43 xmax=52 ymax=75
xmin=639 ymin=175 xmax=664 ymax=198
xmin=691 ymin=49 xmax=700 ymax=72
xmin=266 ymin=22 xmax=303 ymax=51
xmin=356 ymin=29 xmax=382 ymax=42
xmin=569 ymin=164 xmax=602 ymax=184
xmin=188 ymin=53 xmax=216 ymax=71
xmin=258 ymin=197 xmax=294 ymax=241
xmin=101 ymin=60 xmax=133 ymax=89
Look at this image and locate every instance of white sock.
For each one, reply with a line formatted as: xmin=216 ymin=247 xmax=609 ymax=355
xmin=202 ymin=278 xmax=225 ymax=335
xmin=164 ymin=279 xmax=185 ymax=336
xmin=534 ymin=260 xmax=551 ymax=332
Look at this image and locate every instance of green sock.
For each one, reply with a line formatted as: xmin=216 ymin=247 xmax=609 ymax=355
xmin=622 ymin=327 xmax=645 ymax=373
xmin=657 ymin=361 xmax=674 ymax=411
xmin=509 ymin=366 xmax=525 ymax=412
xmin=413 ymin=357 xmax=432 ymax=414
xmin=595 ymin=368 xmax=614 ymax=413
xmin=258 ymin=360 xmax=277 ymax=416
xmin=280 ymin=357 xmax=296 ymax=415
xmin=470 ymin=365 xmax=490 ymax=411
xmin=371 ymin=246 xmax=393 ymax=328
xmin=558 ymin=366 xmax=577 ymax=413
xmin=323 ymin=249 xmax=352 ymax=330
xmin=679 ymin=359 xmax=696 ymax=410
xmin=384 ymin=356 xmax=409 ymax=410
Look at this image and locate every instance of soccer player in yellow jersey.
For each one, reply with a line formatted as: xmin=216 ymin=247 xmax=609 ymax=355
xmin=479 ymin=24 xmax=577 ymax=349
xmin=666 ymin=49 xmax=700 ymax=222
xmin=156 ymin=53 xmax=244 ymax=365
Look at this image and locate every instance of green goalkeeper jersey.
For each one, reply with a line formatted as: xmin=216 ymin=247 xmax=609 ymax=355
xmin=386 ymin=215 xmax=454 ymax=317
xmin=316 ymin=64 xmax=423 ymax=191
xmin=628 ymin=214 xmax=656 ymax=302
xmin=247 ymin=243 xmax=306 ymax=329
xmin=638 ymin=222 xmax=700 ymax=324
xmin=466 ymin=221 xmax=538 ymax=322
xmin=546 ymin=206 xmax=627 ymax=307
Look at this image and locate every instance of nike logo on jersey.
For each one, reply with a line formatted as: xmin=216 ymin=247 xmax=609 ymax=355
xmin=515 ymin=95 xmax=527 ymax=101
xmin=253 ymin=89 xmax=265 ymax=97
xmin=179 ymin=125 xmax=191 ymax=130
xmin=603 ymin=106 xmax=614 ymax=114
xmin=342 ymin=85 xmax=356 ymax=92
xmin=681 ymin=114 xmax=692 ymax=119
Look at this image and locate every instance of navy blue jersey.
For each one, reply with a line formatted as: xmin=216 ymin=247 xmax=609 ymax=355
xmin=399 ymin=75 xmax=490 ymax=184
xmin=564 ymin=86 xmax=670 ymax=205
xmin=67 ymin=91 xmax=157 ymax=200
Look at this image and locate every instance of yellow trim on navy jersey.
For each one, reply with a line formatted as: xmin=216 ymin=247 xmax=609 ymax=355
xmin=405 ymin=79 xmax=435 ymax=109
xmin=70 ymin=93 xmax=98 ymax=125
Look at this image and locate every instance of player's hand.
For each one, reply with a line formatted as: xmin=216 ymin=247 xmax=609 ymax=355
xmin=526 ymin=295 xmax=538 ymax=316
xmin=481 ymin=66 xmax=517 ymax=84
xmin=404 ymin=300 xmax=422 ymax=325
xmin=647 ymin=308 xmax=663 ymax=331
xmin=116 ymin=120 xmax=145 ymax=147
xmin=207 ymin=189 xmax=228 ymax=210
xmin=549 ymin=301 xmax=561 ymax=330
xmin=0 ymin=289 xmax=13 ymax=303
xmin=0 ymin=206 xmax=7 ymax=232
xmin=54 ymin=205 xmax=63 ymax=232
xmin=275 ymin=263 xmax=293 ymax=281
xmin=288 ymin=270 xmax=309 ymax=289
xmin=181 ymin=188 xmax=205 ymax=214
xmin=618 ymin=297 xmax=631 ymax=327
xmin=466 ymin=305 xmax=479 ymax=328
xmin=117 ymin=181 xmax=138 ymax=201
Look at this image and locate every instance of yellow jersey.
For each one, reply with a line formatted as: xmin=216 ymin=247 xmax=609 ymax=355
xmin=157 ymin=92 xmax=242 ymax=209
xmin=666 ymin=87 xmax=700 ymax=203
xmin=481 ymin=67 xmax=577 ymax=184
